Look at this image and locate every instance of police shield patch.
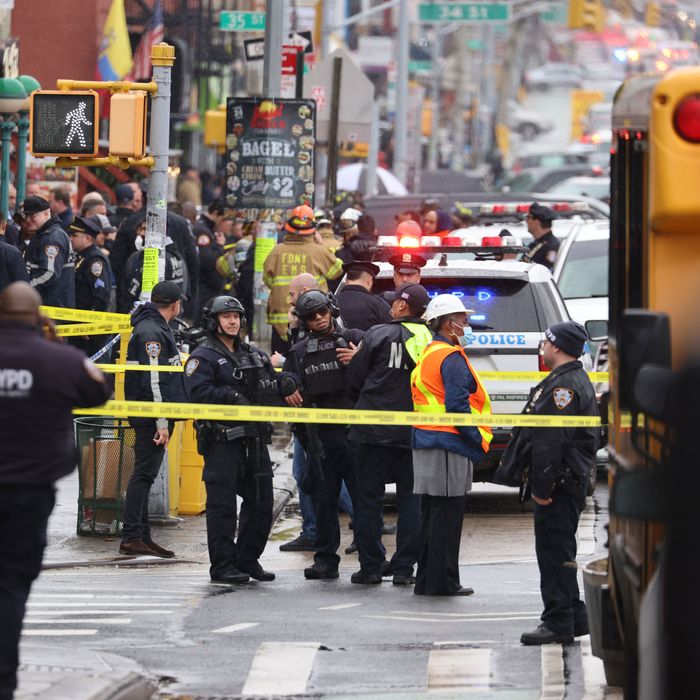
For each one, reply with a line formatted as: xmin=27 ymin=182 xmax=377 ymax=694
xmin=553 ymin=387 xmax=574 ymax=410
xmin=44 ymin=244 xmax=59 ymax=260
xmin=185 ymin=358 xmax=199 ymax=376
xmin=90 ymin=260 xmax=103 ymax=276
xmin=145 ymin=342 xmax=161 ymax=359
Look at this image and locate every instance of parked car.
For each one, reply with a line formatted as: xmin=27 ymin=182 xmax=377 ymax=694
xmin=547 ymin=175 xmax=611 ymax=203
xmin=502 ymin=164 xmax=595 ymax=193
xmin=525 ymin=62 xmax=584 ymax=91
xmin=506 ymin=100 xmax=554 ymax=141
xmin=510 ymin=147 xmax=590 ymax=174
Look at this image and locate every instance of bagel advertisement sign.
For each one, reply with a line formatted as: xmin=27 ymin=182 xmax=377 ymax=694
xmin=225 ymin=97 xmax=316 ymax=221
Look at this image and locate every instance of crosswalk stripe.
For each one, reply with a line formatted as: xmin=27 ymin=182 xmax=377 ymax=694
xmin=22 ymin=629 xmax=98 ymax=636
xmin=23 ymin=618 xmax=132 ymax=625
xmin=540 ymin=645 xmax=565 ymax=699
xmin=212 ymin=622 xmax=259 ymax=634
xmin=364 ymin=614 xmax=540 ymax=623
xmin=318 ymin=603 xmax=364 ymax=611
xmin=393 ymin=610 xmax=541 ymax=618
xmin=30 ymin=593 xmax=187 ymax=599
xmin=241 ymin=642 xmax=319 ymax=696
xmin=20 ymin=609 xmax=172 ymax=616
xmin=427 ymin=647 xmax=491 ymax=690
xmin=27 ymin=602 xmax=174 ymax=608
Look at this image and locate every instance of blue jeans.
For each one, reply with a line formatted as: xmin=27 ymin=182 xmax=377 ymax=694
xmin=293 ymin=438 xmax=354 ymax=541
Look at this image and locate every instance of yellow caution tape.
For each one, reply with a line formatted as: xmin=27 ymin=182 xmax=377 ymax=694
xmin=73 ymin=399 xmax=601 ymax=427
xmin=41 ymin=306 xmax=130 ymax=323
xmin=96 ymin=363 xmax=184 ymax=373
xmin=479 ymin=371 xmax=608 ymax=382
xmin=57 ymin=321 xmax=133 ymax=336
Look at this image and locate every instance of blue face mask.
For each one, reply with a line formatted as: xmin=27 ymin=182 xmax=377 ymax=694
xmin=449 ymin=321 xmax=474 ymax=348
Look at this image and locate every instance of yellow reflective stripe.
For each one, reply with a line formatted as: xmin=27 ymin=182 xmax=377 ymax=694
xmin=267 ymin=313 xmax=289 ymax=323
xmin=326 ymin=259 xmax=343 ymax=279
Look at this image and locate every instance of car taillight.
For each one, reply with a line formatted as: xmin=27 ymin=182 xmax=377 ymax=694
xmin=538 ymin=340 xmax=550 ymax=373
xmin=673 ymin=94 xmax=700 ymax=143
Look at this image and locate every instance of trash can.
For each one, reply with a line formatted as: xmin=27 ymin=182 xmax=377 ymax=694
xmin=74 ymin=417 xmax=136 ymax=536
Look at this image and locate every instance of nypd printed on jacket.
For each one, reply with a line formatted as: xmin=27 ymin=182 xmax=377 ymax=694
xmin=25 ymin=217 xmax=75 ymax=307
xmin=74 ymin=244 xmax=112 ymax=312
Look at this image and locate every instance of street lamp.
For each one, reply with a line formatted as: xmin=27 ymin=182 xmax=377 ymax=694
xmin=0 ymin=77 xmax=28 ymax=216
xmin=16 ymin=75 xmax=41 ymax=204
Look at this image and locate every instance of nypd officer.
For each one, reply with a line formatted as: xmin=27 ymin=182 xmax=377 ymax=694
xmin=336 ymin=260 xmax=391 ymax=331
xmin=183 ymin=296 xmax=277 ymax=585
xmin=347 ymin=283 xmax=432 ymax=585
xmin=387 ymin=251 xmax=426 ymax=289
xmin=0 ymin=282 xmax=110 ymax=700
xmin=523 ymin=203 xmax=559 ymax=270
xmin=279 ymin=290 xmax=363 ymax=580
xmin=511 ymin=321 xmax=598 ymax=645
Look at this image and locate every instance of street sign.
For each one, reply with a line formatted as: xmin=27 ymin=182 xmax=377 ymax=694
xmin=409 ymin=60 xmax=432 ymax=74
xmin=542 ymin=3 xmax=567 ymax=23
xmin=219 ymin=11 xmax=265 ymax=31
xmin=30 ymin=90 xmax=99 ymax=157
xmin=225 ymin=98 xmax=317 ymax=220
xmin=418 ymin=2 xmax=510 ymax=23
xmin=243 ymin=31 xmax=313 ymax=62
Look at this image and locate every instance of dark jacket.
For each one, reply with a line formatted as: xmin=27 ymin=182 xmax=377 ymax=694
xmin=0 ymin=321 xmax=111 ymax=484
xmin=347 ymin=318 xmax=431 ymax=447
xmin=74 ymin=243 xmax=112 ymax=312
xmin=196 ymin=239 xmax=224 ymax=309
xmin=0 ymin=236 xmax=29 ymax=292
xmin=336 ymin=284 xmax=392 ymax=331
xmin=56 ymin=208 xmax=74 ymax=233
xmin=108 ymin=206 xmax=135 ymax=230
xmin=496 ymin=360 xmax=598 ymax=499
xmin=25 ymin=217 xmax=75 ymax=307
xmin=524 ymin=230 xmax=560 ymax=270
xmin=124 ymin=303 xmax=186 ymax=428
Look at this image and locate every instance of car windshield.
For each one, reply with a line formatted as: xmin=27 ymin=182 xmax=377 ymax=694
xmin=373 ymin=277 xmax=540 ymax=331
xmin=557 ymin=239 xmax=608 ymax=299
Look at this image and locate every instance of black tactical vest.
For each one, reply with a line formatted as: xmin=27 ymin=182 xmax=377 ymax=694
xmin=301 ymin=335 xmax=346 ymax=397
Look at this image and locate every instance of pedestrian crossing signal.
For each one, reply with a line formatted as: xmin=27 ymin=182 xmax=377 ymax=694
xmin=30 ymin=90 xmax=99 ymax=157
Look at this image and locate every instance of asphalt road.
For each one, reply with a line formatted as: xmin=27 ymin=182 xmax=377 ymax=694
xmin=21 ymin=478 xmax=619 ymax=699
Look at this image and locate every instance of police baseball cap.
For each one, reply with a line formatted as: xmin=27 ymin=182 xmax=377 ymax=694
xmin=528 ymin=202 xmax=555 ymax=223
xmin=386 ymin=283 xmax=430 ymax=310
xmin=341 ymin=260 xmax=380 ymax=277
xmin=151 ymin=281 xmax=185 ymax=304
xmin=387 ymin=252 xmax=427 ymax=274
xmin=68 ymin=216 xmax=102 ymax=238
xmin=545 ymin=321 xmax=587 ymax=358
xmin=17 ymin=196 xmax=50 ymax=217
xmin=115 ymin=184 xmax=135 ymax=203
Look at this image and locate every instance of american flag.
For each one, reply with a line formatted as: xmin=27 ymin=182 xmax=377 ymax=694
xmin=127 ymin=0 xmax=165 ymax=81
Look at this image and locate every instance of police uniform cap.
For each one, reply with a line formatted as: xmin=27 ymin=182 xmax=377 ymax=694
xmin=387 ymin=252 xmax=427 ymax=273
xmin=18 ymin=196 xmax=50 ymax=217
xmin=115 ymin=184 xmax=135 ymax=203
xmin=151 ymin=281 xmax=185 ymax=304
xmin=528 ymin=202 xmax=555 ymax=224
xmin=545 ymin=321 xmax=587 ymax=358
xmin=341 ymin=260 xmax=380 ymax=277
xmin=386 ymin=283 xmax=430 ymax=310
xmin=68 ymin=216 xmax=102 ymax=238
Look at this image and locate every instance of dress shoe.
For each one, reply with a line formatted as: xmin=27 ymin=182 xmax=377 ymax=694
xmin=239 ymin=562 xmax=276 ymax=581
xmin=145 ymin=541 xmax=175 ymax=558
xmin=574 ymin=619 xmax=589 ymax=637
xmin=382 ymin=522 xmax=398 ymax=535
xmin=350 ymin=569 xmax=382 ymax=584
xmin=119 ymin=539 xmax=158 ymax=556
xmin=520 ymin=624 xmax=574 ymax=646
xmin=304 ymin=563 xmax=339 ymax=580
xmin=211 ymin=568 xmax=250 ymax=584
xmin=380 ymin=560 xmax=393 ymax=577
xmin=279 ymin=535 xmax=316 ymax=552
xmin=451 ymin=586 xmax=474 ymax=596
xmin=392 ymin=574 xmax=416 ymax=586
xmin=344 ymin=539 xmax=358 ymax=555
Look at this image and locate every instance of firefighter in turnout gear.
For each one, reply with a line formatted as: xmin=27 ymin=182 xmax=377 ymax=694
xmin=183 ymin=296 xmax=277 ymax=585
xmin=279 ymin=290 xmax=363 ymax=580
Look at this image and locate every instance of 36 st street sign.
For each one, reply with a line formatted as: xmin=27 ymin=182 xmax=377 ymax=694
xmin=418 ymin=2 xmax=510 ymax=23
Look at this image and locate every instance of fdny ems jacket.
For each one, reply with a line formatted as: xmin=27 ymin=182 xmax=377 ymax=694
xmin=25 ymin=217 xmax=75 ymax=307
xmin=347 ymin=318 xmax=432 ymax=447
xmin=336 ymin=284 xmax=392 ymax=331
xmin=124 ymin=303 xmax=186 ymax=428
xmin=74 ymin=243 xmax=112 ymax=312
xmin=0 ymin=320 xmax=111 ymax=484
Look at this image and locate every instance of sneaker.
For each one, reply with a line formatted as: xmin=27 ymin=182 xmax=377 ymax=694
xmin=119 ymin=539 xmax=158 ymax=556
xmin=521 ymin=624 xmax=574 ymax=646
xmin=279 ymin=535 xmax=316 ymax=552
xmin=350 ymin=569 xmax=382 ymax=584
xmin=145 ymin=541 xmax=175 ymax=558
xmin=304 ymin=563 xmax=339 ymax=580
xmin=344 ymin=539 xmax=357 ymax=555
xmin=239 ymin=562 xmax=276 ymax=581
xmin=392 ymin=574 xmax=415 ymax=586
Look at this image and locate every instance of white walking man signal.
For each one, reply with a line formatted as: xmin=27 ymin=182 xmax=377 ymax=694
xmin=64 ymin=101 xmax=92 ymax=148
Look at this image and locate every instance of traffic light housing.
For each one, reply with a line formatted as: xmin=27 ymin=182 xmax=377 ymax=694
xmin=30 ymin=90 xmax=99 ymax=157
xmin=645 ymin=2 xmax=661 ymax=27
xmin=109 ymin=92 xmax=147 ymax=158
xmin=568 ymin=0 xmax=605 ymax=32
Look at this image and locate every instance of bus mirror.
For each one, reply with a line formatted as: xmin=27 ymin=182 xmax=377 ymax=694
xmin=585 ymin=319 xmax=608 ymax=342
xmin=619 ymin=310 xmax=671 ymax=411
xmin=633 ymin=365 xmax=675 ymax=422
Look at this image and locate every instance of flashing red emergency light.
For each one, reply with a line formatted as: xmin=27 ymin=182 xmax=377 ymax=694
xmin=515 ymin=204 xmax=530 ymax=213
xmin=538 ymin=340 xmax=550 ymax=373
xmin=673 ymin=94 xmax=700 ymax=143
xmin=492 ymin=205 xmax=507 ymax=214
xmin=552 ymin=203 xmax=572 ymax=212
xmin=481 ymin=236 xmax=502 ymax=247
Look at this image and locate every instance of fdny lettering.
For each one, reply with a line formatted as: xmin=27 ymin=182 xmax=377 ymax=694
xmin=280 ymin=252 xmax=310 ymax=277
xmin=0 ymin=368 xmax=33 ymax=397
xmin=389 ymin=342 xmax=402 ymax=369
xmin=474 ymin=333 xmax=527 ymax=346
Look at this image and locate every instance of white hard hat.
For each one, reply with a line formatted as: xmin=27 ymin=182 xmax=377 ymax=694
xmin=340 ymin=207 xmax=362 ymax=222
xmin=424 ymin=294 xmax=475 ymax=322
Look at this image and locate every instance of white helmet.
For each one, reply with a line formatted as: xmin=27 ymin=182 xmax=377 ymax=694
xmin=339 ymin=207 xmax=362 ymax=223
xmin=424 ymin=294 xmax=475 ymax=322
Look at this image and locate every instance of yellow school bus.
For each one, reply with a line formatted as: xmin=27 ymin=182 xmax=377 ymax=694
xmin=587 ymin=67 xmax=700 ymax=695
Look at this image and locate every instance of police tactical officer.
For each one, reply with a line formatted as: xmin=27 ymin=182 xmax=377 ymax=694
xmin=523 ymin=203 xmax=560 ymax=270
xmin=120 ymin=281 xmax=186 ymax=558
xmin=347 ymin=283 xmax=433 ymax=585
xmin=336 ymin=260 xmax=392 ymax=331
xmin=18 ymin=196 xmax=76 ymax=307
xmin=183 ymin=296 xmax=277 ymax=584
xmin=0 ymin=282 xmax=110 ymax=700
xmin=280 ymin=290 xmax=363 ymax=580
xmin=502 ymin=321 xmax=598 ymax=645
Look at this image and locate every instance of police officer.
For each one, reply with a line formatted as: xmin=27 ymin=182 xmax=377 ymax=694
xmin=18 ymin=196 xmax=75 ymax=307
xmin=513 ymin=321 xmax=598 ymax=645
xmin=68 ymin=216 xmax=113 ymax=356
xmin=347 ymin=283 xmax=432 ymax=585
xmin=280 ymin=290 xmax=363 ymax=579
xmin=183 ymin=296 xmax=277 ymax=585
xmin=387 ymin=250 xmax=426 ymax=289
xmin=0 ymin=212 xmax=28 ymax=292
xmin=336 ymin=260 xmax=391 ymax=331
xmin=523 ymin=203 xmax=559 ymax=270
xmin=0 ymin=282 xmax=110 ymax=700
xmin=120 ymin=281 xmax=186 ymax=558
